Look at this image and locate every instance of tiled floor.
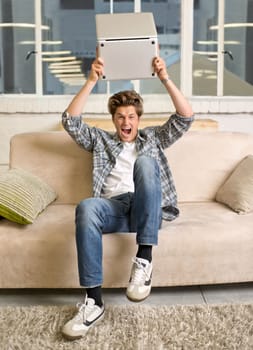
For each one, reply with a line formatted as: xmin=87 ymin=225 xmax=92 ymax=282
xmin=1 ymin=283 xmax=253 ymax=307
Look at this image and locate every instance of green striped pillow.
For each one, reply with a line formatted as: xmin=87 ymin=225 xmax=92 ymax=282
xmin=0 ymin=168 xmax=57 ymax=224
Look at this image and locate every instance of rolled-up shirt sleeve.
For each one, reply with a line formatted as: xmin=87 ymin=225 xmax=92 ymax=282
xmin=155 ymin=113 xmax=194 ymax=149
xmin=62 ymin=111 xmax=96 ymax=151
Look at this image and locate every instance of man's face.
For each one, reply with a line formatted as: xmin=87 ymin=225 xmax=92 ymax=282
xmin=112 ymin=105 xmax=140 ymax=142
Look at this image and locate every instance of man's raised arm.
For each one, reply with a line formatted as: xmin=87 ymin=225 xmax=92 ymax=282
xmin=153 ymin=57 xmax=193 ymax=118
xmin=66 ymin=58 xmax=104 ymax=117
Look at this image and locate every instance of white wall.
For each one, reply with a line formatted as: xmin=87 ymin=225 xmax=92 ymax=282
xmin=198 ymin=113 xmax=253 ymax=134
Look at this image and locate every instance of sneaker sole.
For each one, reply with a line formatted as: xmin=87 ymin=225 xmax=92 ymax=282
xmin=126 ymin=286 xmax=152 ymax=302
xmin=62 ymin=310 xmax=105 ymax=341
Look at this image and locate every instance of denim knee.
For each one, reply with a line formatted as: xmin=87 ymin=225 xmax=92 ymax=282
xmin=76 ymin=198 xmax=91 ymax=220
xmin=75 ymin=198 xmax=103 ymax=227
xmin=134 ymin=155 xmax=160 ymax=181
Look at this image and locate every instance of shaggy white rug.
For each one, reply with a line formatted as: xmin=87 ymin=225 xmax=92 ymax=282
xmin=0 ymin=303 xmax=253 ymax=350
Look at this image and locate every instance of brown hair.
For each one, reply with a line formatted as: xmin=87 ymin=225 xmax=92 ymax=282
xmin=108 ymin=90 xmax=143 ymax=117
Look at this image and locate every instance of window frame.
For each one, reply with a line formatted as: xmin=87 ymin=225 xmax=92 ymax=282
xmin=0 ymin=0 xmax=252 ymax=114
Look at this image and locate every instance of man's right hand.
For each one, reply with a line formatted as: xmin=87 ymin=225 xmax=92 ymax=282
xmin=88 ymin=57 xmax=104 ymax=83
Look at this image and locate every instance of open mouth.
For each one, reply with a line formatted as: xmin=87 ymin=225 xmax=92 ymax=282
xmin=121 ymin=127 xmax=131 ymax=135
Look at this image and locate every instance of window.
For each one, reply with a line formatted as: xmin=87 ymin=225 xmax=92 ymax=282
xmin=141 ymin=0 xmax=181 ymax=93
xmin=42 ymin=0 xmax=105 ymax=95
xmin=0 ymin=0 xmax=252 ymax=114
xmin=0 ymin=0 xmax=35 ymax=93
xmin=193 ymin=0 xmax=218 ymax=95
xmin=193 ymin=0 xmax=253 ymax=96
xmin=223 ymin=0 xmax=253 ymax=95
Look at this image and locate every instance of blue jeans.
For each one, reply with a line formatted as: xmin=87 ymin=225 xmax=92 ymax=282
xmin=75 ymin=156 xmax=162 ymax=287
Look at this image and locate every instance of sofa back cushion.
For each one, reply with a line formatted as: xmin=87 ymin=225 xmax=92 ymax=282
xmin=10 ymin=131 xmax=253 ymax=204
xmin=165 ymin=131 xmax=253 ymax=202
xmin=10 ymin=132 xmax=92 ymax=204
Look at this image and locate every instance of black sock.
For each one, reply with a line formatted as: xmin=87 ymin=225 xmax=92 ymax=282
xmin=136 ymin=245 xmax=152 ymax=263
xmin=86 ymin=286 xmax=103 ymax=307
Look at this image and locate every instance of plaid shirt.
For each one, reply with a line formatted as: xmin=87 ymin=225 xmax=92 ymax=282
xmin=62 ymin=111 xmax=194 ymax=221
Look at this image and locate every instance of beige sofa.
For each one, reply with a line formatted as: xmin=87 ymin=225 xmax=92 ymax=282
xmin=0 ymin=130 xmax=253 ymax=288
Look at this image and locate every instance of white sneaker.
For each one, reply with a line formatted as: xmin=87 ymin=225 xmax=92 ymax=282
xmin=62 ymin=296 xmax=105 ymax=340
xmin=126 ymin=257 xmax=153 ymax=302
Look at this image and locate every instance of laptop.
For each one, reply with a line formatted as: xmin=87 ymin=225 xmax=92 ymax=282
xmin=95 ymin=12 xmax=158 ymax=80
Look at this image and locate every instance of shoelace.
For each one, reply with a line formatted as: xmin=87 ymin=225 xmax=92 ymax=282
xmin=131 ymin=257 xmax=150 ymax=285
xmin=74 ymin=296 xmax=94 ymax=323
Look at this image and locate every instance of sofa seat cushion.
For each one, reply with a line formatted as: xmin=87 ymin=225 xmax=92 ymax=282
xmin=103 ymin=202 xmax=253 ymax=287
xmin=1 ymin=201 xmax=252 ymax=288
xmin=154 ymin=202 xmax=253 ymax=286
xmin=0 ymin=204 xmax=79 ymax=288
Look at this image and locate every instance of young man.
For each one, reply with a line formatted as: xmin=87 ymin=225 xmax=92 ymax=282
xmin=61 ymin=56 xmax=194 ymax=340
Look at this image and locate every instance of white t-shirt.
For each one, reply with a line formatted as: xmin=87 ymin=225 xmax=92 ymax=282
xmin=102 ymin=142 xmax=137 ymax=199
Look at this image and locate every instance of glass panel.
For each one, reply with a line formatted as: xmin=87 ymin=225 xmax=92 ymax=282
xmin=141 ymin=0 xmax=181 ymax=94
xmin=193 ymin=0 xmax=218 ymax=96
xmin=113 ymin=0 xmax=134 ymax=13
xmin=0 ymin=0 xmax=35 ymax=93
xmin=42 ymin=0 xmax=109 ymax=95
xmin=223 ymin=0 xmax=253 ymax=96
